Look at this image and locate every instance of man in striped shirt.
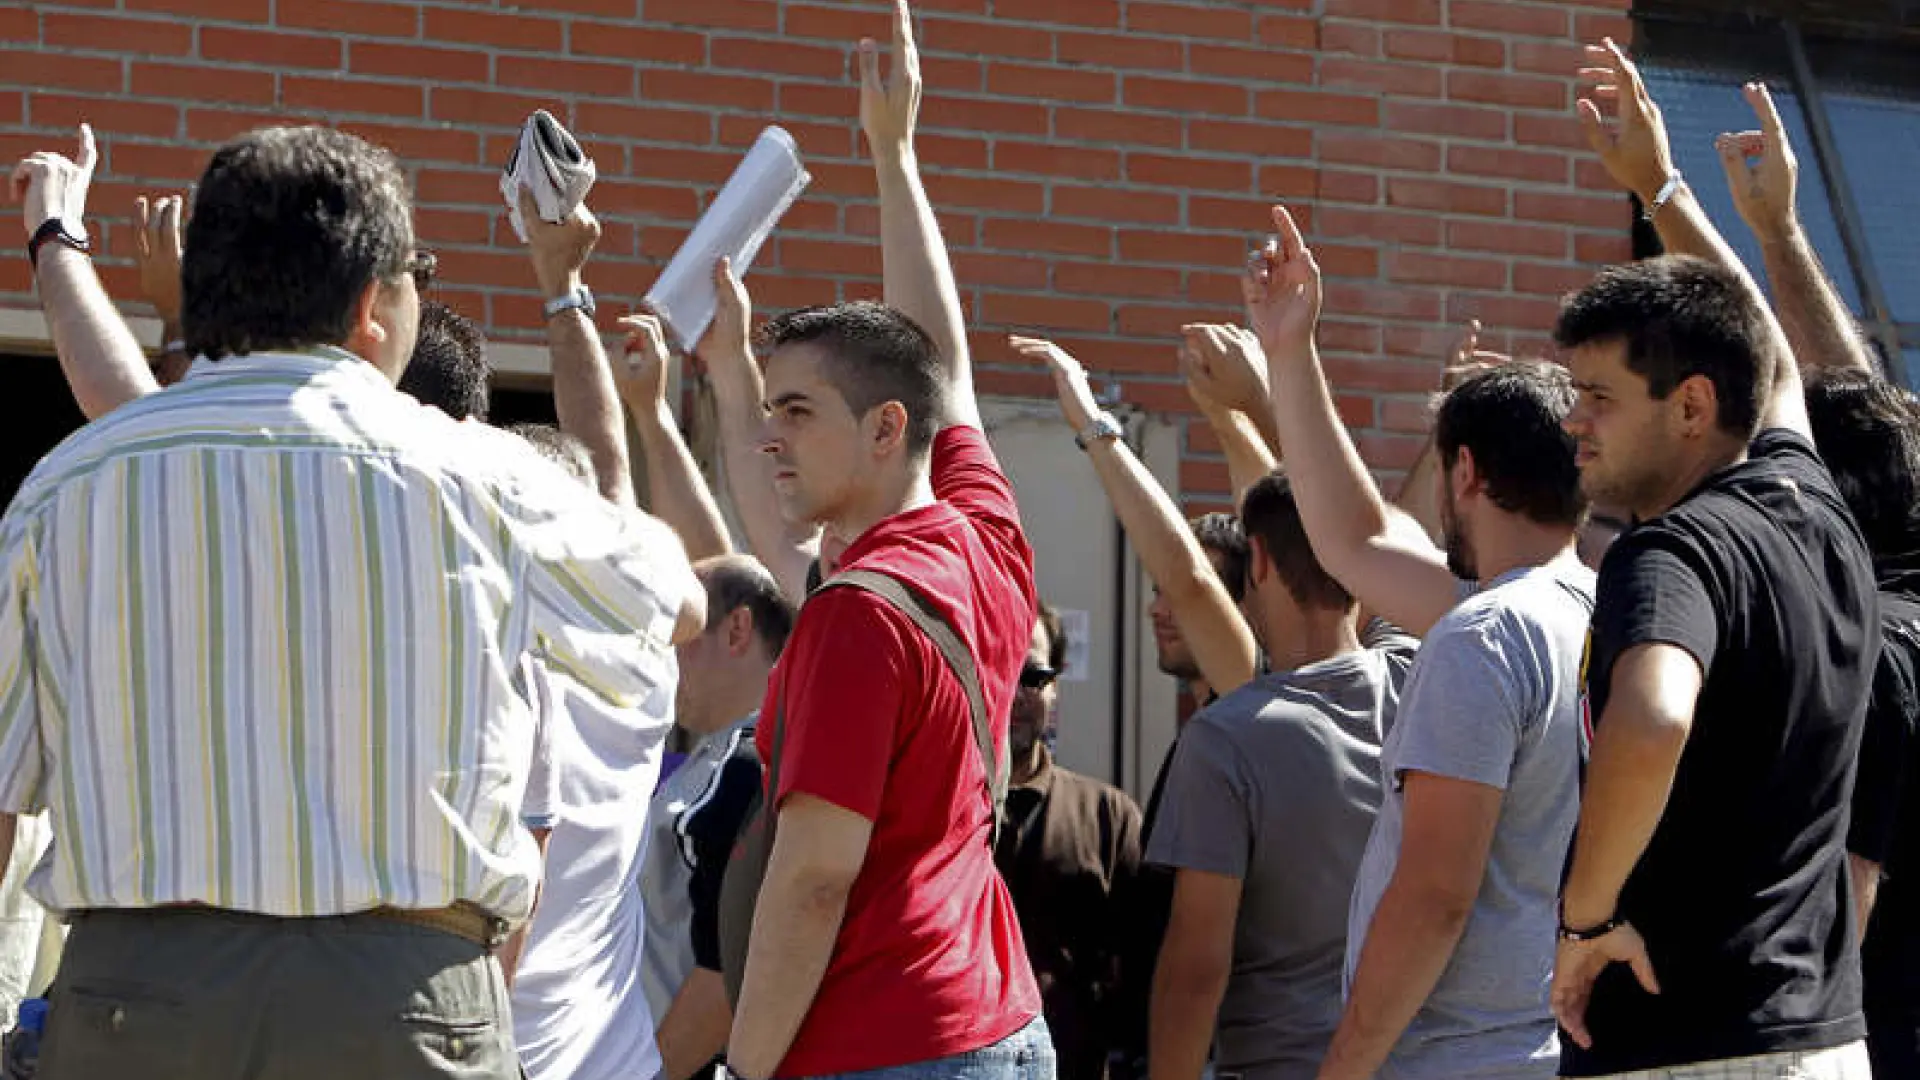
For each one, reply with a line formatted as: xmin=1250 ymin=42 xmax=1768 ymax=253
xmin=3 ymin=125 xmax=703 ymax=1079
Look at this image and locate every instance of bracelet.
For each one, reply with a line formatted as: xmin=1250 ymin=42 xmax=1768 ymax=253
xmin=163 ymin=339 xmax=187 ymax=356
xmin=1557 ymin=907 xmax=1626 ymax=943
xmin=1643 ymin=172 xmax=1685 ymax=223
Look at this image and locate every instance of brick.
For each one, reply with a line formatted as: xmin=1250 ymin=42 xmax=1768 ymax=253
xmin=1514 ymin=190 xmax=1630 ymax=230
xmin=1257 ymin=89 xmax=1378 ymax=128
xmin=497 ymin=55 xmax=635 ymax=97
xmin=1127 ymin=2 xmax=1250 ymax=40
xmin=1126 ymin=75 xmax=1248 ymax=116
xmin=592 ymin=178 xmax=701 ymax=220
xmin=921 ymin=17 xmax=1051 ymax=61
xmin=1058 ymin=32 xmax=1182 ymax=72
xmin=1447 ymin=145 xmax=1569 ymax=185
xmin=1188 ymin=195 xmax=1275 ymax=232
xmin=1055 ymin=261 xmax=1182 ymax=299
xmin=1448 ymin=71 xmax=1567 ymax=112
xmin=923 ymin=173 xmax=1047 ymax=213
xmin=722 ymin=116 xmax=849 ymax=157
xmin=1355 ymin=433 xmax=1424 ymax=471
xmin=1316 ymin=168 xmax=1379 ymax=205
xmin=415 ymin=167 xmax=508 ymax=207
xmin=920 ymin=55 xmax=985 ymax=93
xmin=0 ymin=7 xmax=31 ymax=41
xmin=125 ymin=0 xmax=268 ymax=23
xmin=1384 ymin=100 xmax=1506 ymax=141
xmin=1575 ymin=232 xmax=1633 ymax=265
xmin=646 ymin=0 xmax=779 ymax=31
xmin=779 ymin=3 xmax=882 ymax=41
xmin=1324 ymin=356 xmax=1446 ymax=395
xmin=974 ymin=367 xmax=1060 ymax=400
xmin=1389 ymin=251 xmax=1507 ymax=290
xmin=992 ymin=0 xmax=1121 ymax=28
xmin=1512 ymin=41 xmax=1585 ymax=78
xmin=1318 ymin=20 xmax=1378 ymax=57
xmin=423 ymin=9 xmax=564 ymax=52
xmin=984 ymin=293 xmax=1111 ymax=333
xmin=203 ymin=27 xmax=343 ymax=70
xmin=1446 ymin=220 xmax=1569 ymax=260
xmin=1510 ymin=261 xmax=1597 ymax=297
xmin=1320 ymin=58 xmax=1443 ymax=98
xmin=1318 ymin=132 xmax=1440 ymax=172
xmin=922 ymin=94 xmax=1049 ymax=137
xmin=1259 ymin=14 xmax=1318 ymax=50
xmin=1573 ymin=159 xmax=1618 ymax=193
xmin=1129 ymin=152 xmax=1250 ymax=193
xmin=1576 ymin=13 xmax=1635 ymax=44
xmin=339 ymin=121 xmax=482 ymax=165
xmin=108 ymin=141 xmax=209 ymax=182
xmin=1055 ymin=107 xmax=1182 ymax=149
xmin=350 ymin=42 xmax=488 ymax=84
xmin=31 ymin=94 xmax=179 ymax=139
xmin=0 ymin=92 xmax=20 ymax=125
xmin=994 ymin=140 xmax=1121 ymax=181
xmin=768 ymin=196 xmax=839 ymax=233
xmin=1516 ymin=113 xmax=1592 ymax=151
xmin=539 ymin=0 xmax=638 ymax=16
xmin=569 ymin=21 xmax=705 ymax=65
xmin=908 ymin=132 xmax=988 ymax=170
xmin=185 ymin=107 xmax=297 ymax=142
xmin=1187 ymin=44 xmax=1313 ymax=85
xmin=134 ymin=62 xmax=278 ymax=104
xmin=638 ymin=147 xmax=741 ymax=186
xmin=1387 ymin=177 xmax=1506 ymax=217
xmin=1382 ymin=324 xmax=1459 ymax=361
xmin=1449 ymin=1 xmax=1568 ymax=37
xmin=987 ymin=63 xmax=1116 ymax=105
xmin=430 ymin=87 xmax=561 ymax=129
xmin=1051 ymin=184 xmax=1181 ymax=226
xmin=777 ymin=82 xmax=858 ymax=120
xmin=951 ymin=252 xmax=1050 ymax=290
xmin=284 ymin=75 xmax=422 ymax=118
xmin=1326 ymin=282 xmax=1444 ymax=322
xmin=1180 ymin=458 xmax=1232 ymax=494
xmin=0 ymin=49 xmax=123 ymax=94
xmin=42 ymin=13 xmax=193 ymax=55
xmin=710 ymin=37 xmax=845 ymax=80
xmin=1118 ymin=229 xmax=1244 ymax=269
xmin=1316 ymin=241 xmax=1379 ymax=279
xmin=641 ymin=69 xmax=776 ymax=111
xmin=984 ymin=218 xmax=1112 ymax=258
xmin=778 ymin=237 xmax=882 ymax=278
xmin=1446 ymin=293 xmax=1564 ymax=333
xmin=1187 ymin=119 xmax=1312 ymax=158
xmin=278 ymin=0 xmax=417 ymax=37
xmin=1323 ymin=0 xmax=1439 ymax=25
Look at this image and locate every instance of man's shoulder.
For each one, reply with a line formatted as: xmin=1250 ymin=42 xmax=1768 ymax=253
xmin=1049 ymin=764 xmax=1139 ymax=813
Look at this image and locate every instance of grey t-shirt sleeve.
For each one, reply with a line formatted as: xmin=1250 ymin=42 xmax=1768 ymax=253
xmin=1392 ymin=617 xmax=1530 ymax=792
xmin=1144 ymin=716 xmax=1252 ymax=879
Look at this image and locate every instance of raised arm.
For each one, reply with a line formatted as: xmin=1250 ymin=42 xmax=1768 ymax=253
xmin=1396 ymin=322 xmax=1513 ymax=545
xmin=1717 ymin=82 xmax=1875 ymax=376
xmin=1239 ymin=208 xmax=1462 ymax=636
xmin=699 ymin=258 xmax=818 ymax=602
xmin=615 ymin=311 xmax=733 ymax=562
xmin=522 ymin=188 xmax=633 ymax=508
xmin=134 ymin=193 xmax=193 ymax=386
xmin=861 ymin=0 xmax=979 ymax=432
xmin=1009 ymin=334 xmax=1258 ymax=695
xmin=1579 ymin=39 xmax=1810 ymax=439
xmin=10 ymin=126 xmax=158 ymax=418
xmin=1179 ymin=325 xmax=1280 ymax=506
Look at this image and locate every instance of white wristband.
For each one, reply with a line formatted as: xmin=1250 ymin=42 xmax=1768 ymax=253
xmin=1645 ymin=172 xmax=1684 ymax=222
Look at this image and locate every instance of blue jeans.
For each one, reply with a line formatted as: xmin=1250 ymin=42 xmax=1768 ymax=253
xmin=809 ymin=1016 xmax=1056 ymax=1080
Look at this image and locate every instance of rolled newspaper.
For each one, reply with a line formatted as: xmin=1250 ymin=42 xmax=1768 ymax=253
xmin=646 ymin=126 xmax=811 ymax=351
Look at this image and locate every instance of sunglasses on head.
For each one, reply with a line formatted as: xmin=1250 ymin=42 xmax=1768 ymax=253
xmin=1020 ymin=662 xmax=1059 ymax=690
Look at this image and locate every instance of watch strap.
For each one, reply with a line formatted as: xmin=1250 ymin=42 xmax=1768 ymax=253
xmin=543 ymin=284 xmax=594 ymax=319
xmin=27 ymin=218 xmax=90 ymax=270
xmin=1557 ymin=908 xmax=1626 ymax=943
xmin=1075 ymin=411 xmax=1123 ymax=451
xmin=1644 ymin=172 xmax=1684 ymax=222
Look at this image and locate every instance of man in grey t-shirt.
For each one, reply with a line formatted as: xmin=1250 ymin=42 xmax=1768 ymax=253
xmin=1148 ymin=475 xmax=1417 ymax=1080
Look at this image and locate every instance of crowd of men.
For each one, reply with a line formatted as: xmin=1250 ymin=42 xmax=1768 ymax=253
xmin=1 ymin=3 xmax=1916 ymax=1078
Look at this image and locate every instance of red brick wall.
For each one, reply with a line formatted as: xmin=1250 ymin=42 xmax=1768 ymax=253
xmin=0 ymin=0 xmax=1636 ymax=507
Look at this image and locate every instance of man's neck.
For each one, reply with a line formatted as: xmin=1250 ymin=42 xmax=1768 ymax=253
xmin=827 ymin=468 xmax=937 ymax=550
xmin=687 ymin=673 xmax=771 ymax=740
xmin=1258 ymin=607 xmax=1362 ymax=674
xmin=1635 ymin=436 xmax=1748 ymax=521
xmin=1009 ymin=741 xmax=1049 ymax=786
xmin=1474 ymin=516 xmax=1585 ymax=583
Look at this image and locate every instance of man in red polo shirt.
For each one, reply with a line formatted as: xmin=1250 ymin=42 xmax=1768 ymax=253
xmin=719 ymin=4 xmax=1049 ymax=1080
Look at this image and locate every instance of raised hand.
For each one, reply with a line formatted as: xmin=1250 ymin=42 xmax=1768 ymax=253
xmin=134 ymin=194 xmax=185 ymax=325
xmin=518 ymin=185 xmax=601 ymax=300
xmin=9 ymin=124 xmax=96 ymax=243
xmin=1577 ymin=38 xmax=1677 ymax=204
xmin=1441 ymin=319 xmax=1514 ymax=393
xmin=1242 ymin=205 xmax=1322 ymax=365
xmin=694 ymin=257 xmax=754 ymax=381
xmin=1009 ymin=335 xmax=1099 ymax=433
xmin=1716 ymin=82 xmax=1799 ymax=239
xmin=616 ymin=311 xmax=674 ymax=413
xmin=858 ymin=0 xmax=921 ymax=156
xmin=1179 ymin=323 xmax=1268 ymax=416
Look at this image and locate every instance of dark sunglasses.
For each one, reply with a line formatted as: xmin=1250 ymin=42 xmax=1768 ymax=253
xmin=1020 ymin=662 xmax=1059 ymax=691
xmin=405 ymin=248 xmax=437 ymax=290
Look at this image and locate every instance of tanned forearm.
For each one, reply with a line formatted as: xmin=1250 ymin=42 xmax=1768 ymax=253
xmin=705 ymin=358 xmax=817 ymax=603
xmin=1201 ymin=406 xmax=1279 ymax=507
xmin=874 ymin=146 xmax=979 ymax=431
xmin=1395 ymin=435 xmax=1445 ymax=547
xmin=631 ymin=395 xmax=732 ymax=562
xmin=1757 ymin=224 xmax=1874 ymax=374
xmin=37 ymin=246 xmax=159 ymax=418
xmin=1849 ymin=854 xmax=1880 ymax=944
xmin=1317 ymin=874 xmax=1473 ymax=1080
xmin=547 ymin=308 xmax=635 ymax=508
xmin=1084 ymin=438 xmax=1258 ymax=694
xmin=1149 ymin=949 xmax=1229 ymax=1080
xmin=658 ymin=967 xmax=734 ymax=1080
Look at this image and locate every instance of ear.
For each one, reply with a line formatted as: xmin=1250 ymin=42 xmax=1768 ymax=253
xmin=869 ymin=400 xmax=911 ymax=456
xmin=1674 ymin=374 xmax=1720 ymax=437
xmin=352 ymin=278 xmax=387 ymax=348
xmin=1246 ymin=534 xmax=1271 ymax=591
xmin=723 ymin=607 xmax=754 ymax=659
xmin=1451 ymin=445 xmax=1484 ymax=502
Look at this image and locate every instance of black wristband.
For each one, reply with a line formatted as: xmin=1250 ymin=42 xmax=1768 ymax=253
xmin=27 ymin=218 xmax=90 ymax=270
xmin=1557 ymin=905 xmax=1626 ymax=942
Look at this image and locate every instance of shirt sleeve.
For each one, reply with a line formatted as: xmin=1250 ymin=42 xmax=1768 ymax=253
xmin=1391 ymin=618 xmax=1528 ymax=791
xmin=1851 ymin=626 xmax=1918 ymax=863
xmin=1593 ymin=531 xmax=1722 ymax=676
xmin=518 ymin=655 xmax=560 ymax=830
xmin=0 ymin=523 xmax=45 ymax=815
xmin=1143 ymin=716 xmax=1253 ymax=878
xmin=769 ymin=589 xmax=913 ymax=822
xmin=931 ymin=427 xmax=1034 ymax=603
xmin=689 ymin=746 xmax=765 ymax=972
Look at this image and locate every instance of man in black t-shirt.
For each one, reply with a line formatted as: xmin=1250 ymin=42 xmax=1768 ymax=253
xmin=1804 ymin=368 xmax=1920 ymax=1077
xmin=1550 ymin=253 xmax=1876 ymax=1078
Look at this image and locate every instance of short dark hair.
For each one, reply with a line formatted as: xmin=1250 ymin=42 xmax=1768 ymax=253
xmin=698 ymin=554 xmax=796 ymax=659
xmin=397 ymin=301 xmax=490 ymax=420
xmin=1036 ymin=601 xmax=1067 ymax=672
xmin=184 ymin=127 xmax=414 ymax=361
xmin=1805 ymin=368 xmax=1920 ymax=558
xmin=506 ymin=422 xmax=594 ymax=487
xmin=1552 ymin=255 xmax=1780 ymax=440
xmin=759 ymin=302 xmax=943 ymax=459
xmin=1436 ymin=361 xmax=1587 ymax=527
xmin=1191 ymin=512 xmax=1251 ymax=604
xmin=1239 ymin=474 xmax=1351 ymax=611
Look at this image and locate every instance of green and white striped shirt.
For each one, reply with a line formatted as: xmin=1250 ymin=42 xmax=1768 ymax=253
xmin=0 ymin=348 xmax=692 ymax=921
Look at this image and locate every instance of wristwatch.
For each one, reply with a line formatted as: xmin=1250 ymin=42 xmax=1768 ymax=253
xmin=1075 ymin=411 xmax=1124 ymax=451
xmin=27 ymin=217 xmax=90 ymax=270
xmin=543 ymin=283 xmax=595 ymax=320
